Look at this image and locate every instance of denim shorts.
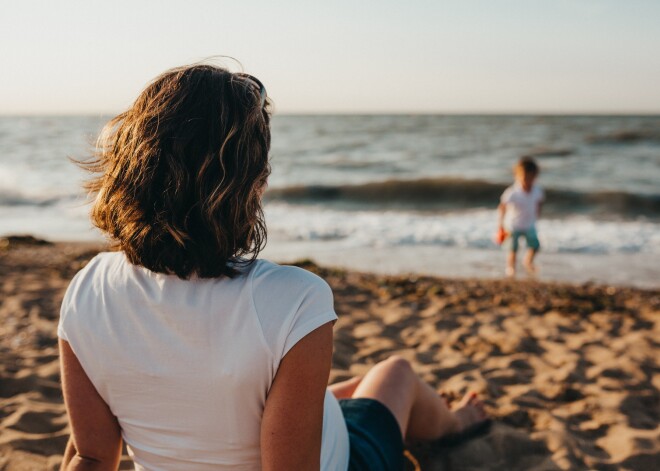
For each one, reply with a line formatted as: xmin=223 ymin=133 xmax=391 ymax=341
xmin=339 ymin=398 xmax=404 ymax=471
xmin=509 ymin=227 xmax=540 ymax=252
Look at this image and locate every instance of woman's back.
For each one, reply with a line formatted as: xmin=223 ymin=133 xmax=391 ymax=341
xmin=59 ymin=252 xmax=348 ymax=470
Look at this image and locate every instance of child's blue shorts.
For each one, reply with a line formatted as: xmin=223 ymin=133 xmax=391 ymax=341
xmin=509 ymin=228 xmax=540 ymax=252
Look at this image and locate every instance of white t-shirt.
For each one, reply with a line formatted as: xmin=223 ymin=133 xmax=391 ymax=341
xmin=58 ymin=253 xmax=350 ymax=471
xmin=500 ymin=183 xmax=544 ymax=231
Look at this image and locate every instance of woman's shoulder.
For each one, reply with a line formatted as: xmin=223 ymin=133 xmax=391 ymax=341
xmin=250 ymin=259 xmax=335 ymax=318
xmin=251 ymin=259 xmax=331 ymax=291
xmin=250 ymin=259 xmax=336 ymax=359
xmin=68 ymin=251 xmax=122 ymax=285
xmin=59 ymin=252 xmax=125 ymax=330
xmin=80 ymin=250 xmax=125 ymax=268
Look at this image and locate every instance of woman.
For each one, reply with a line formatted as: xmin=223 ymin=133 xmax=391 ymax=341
xmin=59 ymin=63 xmax=488 ymax=471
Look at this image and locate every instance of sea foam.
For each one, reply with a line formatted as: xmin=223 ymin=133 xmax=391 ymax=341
xmin=264 ymin=203 xmax=660 ymax=255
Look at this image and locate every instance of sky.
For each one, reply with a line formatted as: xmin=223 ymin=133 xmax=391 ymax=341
xmin=1 ymin=0 xmax=659 ymax=114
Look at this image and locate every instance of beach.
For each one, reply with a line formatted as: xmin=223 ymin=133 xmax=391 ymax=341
xmin=2 ymin=115 xmax=659 ymax=289
xmin=3 ymin=0 xmax=660 ymax=469
xmin=0 ymin=238 xmax=657 ymax=470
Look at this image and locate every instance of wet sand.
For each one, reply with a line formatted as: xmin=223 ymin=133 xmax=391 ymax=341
xmin=0 ymin=239 xmax=658 ymax=470
xmin=262 ymin=239 xmax=660 ymax=290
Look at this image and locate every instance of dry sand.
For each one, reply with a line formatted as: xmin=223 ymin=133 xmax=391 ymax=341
xmin=0 ymin=238 xmax=658 ymax=470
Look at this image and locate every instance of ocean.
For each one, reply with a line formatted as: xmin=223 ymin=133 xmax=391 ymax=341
xmin=1 ymin=115 xmax=659 ymax=287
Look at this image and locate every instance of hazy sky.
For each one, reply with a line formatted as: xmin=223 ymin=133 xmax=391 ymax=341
xmin=1 ymin=0 xmax=659 ymax=114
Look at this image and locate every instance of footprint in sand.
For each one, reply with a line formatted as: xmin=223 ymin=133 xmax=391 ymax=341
xmin=0 ymin=376 xmax=62 ymax=400
xmin=619 ymin=393 xmax=660 ymax=430
xmin=7 ymin=410 xmax=67 ymax=434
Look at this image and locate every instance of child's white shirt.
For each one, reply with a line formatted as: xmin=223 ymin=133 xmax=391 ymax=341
xmin=500 ymin=183 xmax=544 ymax=231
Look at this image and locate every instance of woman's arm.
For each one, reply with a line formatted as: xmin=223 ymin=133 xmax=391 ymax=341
xmin=59 ymin=339 xmax=123 ymax=471
xmin=261 ymin=322 xmax=334 ymax=471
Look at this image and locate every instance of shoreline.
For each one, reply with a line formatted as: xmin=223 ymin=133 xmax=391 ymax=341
xmin=0 ymin=240 xmax=658 ymax=470
xmin=264 ymin=239 xmax=660 ymax=290
xmin=2 ymin=234 xmax=659 ymax=290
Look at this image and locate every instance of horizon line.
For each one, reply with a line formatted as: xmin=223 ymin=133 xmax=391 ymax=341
xmin=1 ymin=110 xmax=660 ymax=117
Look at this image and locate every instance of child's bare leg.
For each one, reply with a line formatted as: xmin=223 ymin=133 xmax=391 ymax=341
xmin=351 ymin=356 xmax=487 ymax=441
xmin=523 ymin=248 xmax=537 ymax=274
xmin=506 ymin=251 xmax=516 ymax=277
xmin=328 ymin=376 xmax=363 ymax=399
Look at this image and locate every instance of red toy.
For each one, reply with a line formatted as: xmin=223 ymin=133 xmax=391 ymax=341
xmin=493 ymin=227 xmax=509 ymax=245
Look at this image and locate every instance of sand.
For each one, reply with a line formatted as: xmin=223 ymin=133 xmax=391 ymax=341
xmin=0 ymin=238 xmax=658 ymax=470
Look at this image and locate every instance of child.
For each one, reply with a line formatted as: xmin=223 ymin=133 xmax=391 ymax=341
xmin=498 ymin=157 xmax=544 ymax=277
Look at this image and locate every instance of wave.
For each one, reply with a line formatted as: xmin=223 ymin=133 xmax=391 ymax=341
xmin=264 ymin=205 xmax=660 ymax=256
xmin=524 ymin=147 xmax=573 ymax=158
xmin=588 ymin=129 xmax=660 ymax=144
xmin=5 ymin=176 xmax=657 ymax=219
xmin=265 ymin=178 xmax=660 ymax=219
xmin=0 ymin=189 xmax=71 ymax=207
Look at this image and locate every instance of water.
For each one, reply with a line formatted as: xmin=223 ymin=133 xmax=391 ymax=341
xmin=1 ymin=115 xmax=659 ymax=284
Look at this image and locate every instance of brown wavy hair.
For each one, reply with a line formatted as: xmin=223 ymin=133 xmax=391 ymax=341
xmin=82 ymin=64 xmax=271 ymax=279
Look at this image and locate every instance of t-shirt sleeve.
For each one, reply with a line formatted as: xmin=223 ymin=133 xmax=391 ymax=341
xmin=57 ymin=261 xmax=91 ymax=342
xmin=500 ymin=187 xmax=513 ymax=204
xmin=280 ymin=277 xmax=337 ymax=357
xmin=57 ymin=306 xmax=69 ymax=341
xmin=536 ymin=186 xmax=545 ymax=202
xmin=251 ymin=263 xmax=337 ymax=365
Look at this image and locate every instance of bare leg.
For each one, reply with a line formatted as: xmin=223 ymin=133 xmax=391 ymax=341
xmin=350 ymin=356 xmax=488 ymax=441
xmin=506 ymin=251 xmax=516 ymax=277
xmin=452 ymin=392 xmax=488 ymax=432
xmin=523 ymin=248 xmax=537 ymax=275
xmin=328 ymin=376 xmax=363 ymax=399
